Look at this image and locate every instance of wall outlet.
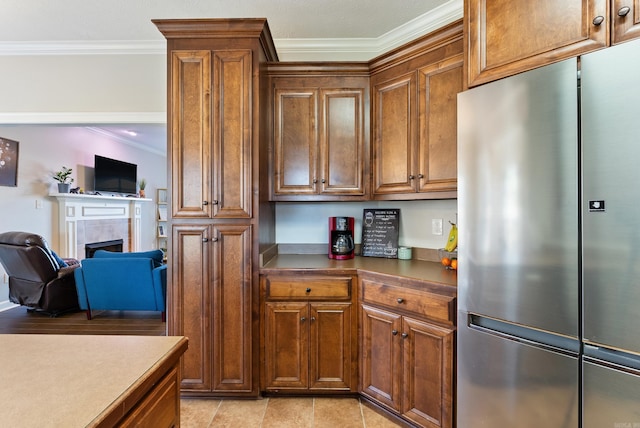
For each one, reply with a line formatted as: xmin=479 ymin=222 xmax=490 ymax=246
xmin=3 ymin=273 xmax=7 ymax=284
xmin=35 ymin=199 xmax=43 ymax=209
xmin=432 ymin=218 xmax=443 ymax=235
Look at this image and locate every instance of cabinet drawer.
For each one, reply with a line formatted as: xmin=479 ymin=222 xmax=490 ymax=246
xmin=120 ymin=366 xmax=179 ymax=428
xmin=361 ymin=279 xmax=455 ymax=324
xmin=266 ymin=276 xmax=352 ymax=300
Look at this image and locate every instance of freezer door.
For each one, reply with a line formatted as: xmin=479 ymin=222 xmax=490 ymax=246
xmin=581 ymin=38 xmax=640 ymax=354
xmin=457 ymin=313 xmax=579 ymax=428
xmin=583 ymin=357 xmax=640 ymax=427
xmin=457 ymin=59 xmax=579 ymax=337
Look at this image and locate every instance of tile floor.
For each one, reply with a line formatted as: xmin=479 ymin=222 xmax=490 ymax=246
xmin=180 ymin=396 xmax=406 ymax=427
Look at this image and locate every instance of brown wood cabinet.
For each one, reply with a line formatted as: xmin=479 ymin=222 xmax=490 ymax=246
xmin=261 ymin=272 xmax=358 ymax=392
xmin=359 ymin=273 xmax=456 ymax=428
xmin=154 ymin=18 xmax=278 ymax=397
xmin=171 ymin=223 xmax=253 ymax=393
xmin=370 ymin=21 xmax=463 ymax=200
xmin=466 ymin=0 xmax=640 ymax=87
xmin=268 ymin=64 xmax=370 ymax=201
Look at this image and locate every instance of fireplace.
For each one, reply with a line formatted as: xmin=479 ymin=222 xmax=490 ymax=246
xmin=52 ymin=193 xmax=151 ymax=259
xmin=85 ymin=239 xmax=124 ymax=258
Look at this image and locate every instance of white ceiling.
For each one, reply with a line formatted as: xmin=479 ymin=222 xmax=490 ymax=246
xmin=1 ymin=0 xmax=461 ymax=154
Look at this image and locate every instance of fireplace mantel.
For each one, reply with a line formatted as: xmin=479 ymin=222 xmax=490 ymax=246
xmin=51 ymin=193 xmax=152 ymax=259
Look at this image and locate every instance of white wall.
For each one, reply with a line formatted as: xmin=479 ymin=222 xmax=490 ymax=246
xmin=0 ymin=125 xmax=166 ymax=308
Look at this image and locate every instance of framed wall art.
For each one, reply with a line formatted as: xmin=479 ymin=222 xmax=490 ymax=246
xmin=0 ymin=137 xmax=19 ymax=187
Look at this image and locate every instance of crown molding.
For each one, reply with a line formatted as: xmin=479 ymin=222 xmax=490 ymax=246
xmin=0 ymin=112 xmax=165 ymax=124
xmin=0 ymin=40 xmax=165 ymax=56
xmin=275 ymin=0 xmax=463 ymax=60
xmin=0 ymin=0 xmax=462 ymax=60
xmin=84 ymin=126 xmax=166 ymax=156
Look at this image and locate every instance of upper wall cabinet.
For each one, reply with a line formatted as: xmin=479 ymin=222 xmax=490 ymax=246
xmin=268 ymin=64 xmax=370 ymax=201
xmin=370 ymin=21 xmax=463 ymax=200
xmin=466 ymin=0 xmax=640 ymax=87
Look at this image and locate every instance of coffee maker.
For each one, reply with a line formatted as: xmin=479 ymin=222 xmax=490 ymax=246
xmin=328 ymin=216 xmax=355 ymax=260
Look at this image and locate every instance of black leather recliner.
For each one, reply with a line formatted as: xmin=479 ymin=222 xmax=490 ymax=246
xmin=0 ymin=231 xmax=80 ymax=315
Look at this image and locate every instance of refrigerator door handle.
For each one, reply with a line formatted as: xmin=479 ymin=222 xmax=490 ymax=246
xmin=469 ymin=314 xmax=580 ymax=355
xmin=583 ymin=344 xmax=640 ymax=372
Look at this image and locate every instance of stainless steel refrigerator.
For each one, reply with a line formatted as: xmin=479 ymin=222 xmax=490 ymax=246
xmin=457 ymin=38 xmax=640 ymax=427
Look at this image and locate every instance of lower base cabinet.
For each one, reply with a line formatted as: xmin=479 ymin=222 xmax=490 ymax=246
xmin=261 ymin=273 xmax=358 ymax=393
xmin=360 ymin=274 xmax=456 ymax=428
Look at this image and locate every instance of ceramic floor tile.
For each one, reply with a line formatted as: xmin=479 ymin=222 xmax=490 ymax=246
xmin=261 ymin=397 xmax=314 ymax=428
xmin=208 ymin=398 xmax=269 ymax=427
xmin=361 ymin=403 xmax=404 ymax=428
xmin=180 ymin=398 xmax=221 ymax=428
xmin=313 ymin=397 xmax=364 ymax=428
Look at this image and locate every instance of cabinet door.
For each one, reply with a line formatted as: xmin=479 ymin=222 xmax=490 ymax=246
xmin=211 ymin=224 xmax=254 ymax=392
xmin=612 ymin=0 xmax=640 ymax=44
xmin=264 ymin=302 xmax=309 ymax=390
xmin=417 ymin=56 xmax=462 ymax=195
xmin=170 ymin=50 xmax=212 ymax=218
xmin=273 ymin=88 xmax=318 ymax=196
xmin=212 ymin=50 xmax=253 ymax=218
xmin=318 ymin=89 xmax=367 ymax=197
xmin=466 ymin=0 xmax=608 ymax=87
xmin=372 ymin=73 xmax=417 ymax=195
xmin=360 ymin=304 xmax=402 ymax=411
xmin=170 ymin=224 xmax=212 ymax=392
xmin=309 ymin=302 xmax=354 ymax=391
xmin=402 ymin=317 xmax=454 ymax=428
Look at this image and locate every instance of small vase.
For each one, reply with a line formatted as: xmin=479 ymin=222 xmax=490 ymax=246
xmin=57 ymin=183 xmax=70 ymax=193
xmin=139 ymin=189 xmax=146 ymax=198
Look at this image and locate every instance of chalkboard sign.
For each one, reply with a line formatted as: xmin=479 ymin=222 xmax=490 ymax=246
xmin=361 ymin=209 xmax=400 ymax=258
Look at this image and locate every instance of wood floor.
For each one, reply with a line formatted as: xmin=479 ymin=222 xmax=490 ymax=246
xmin=0 ymin=306 xmax=166 ymax=336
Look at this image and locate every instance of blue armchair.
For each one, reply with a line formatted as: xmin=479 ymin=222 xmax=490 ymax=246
xmin=74 ymin=249 xmax=166 ymax=321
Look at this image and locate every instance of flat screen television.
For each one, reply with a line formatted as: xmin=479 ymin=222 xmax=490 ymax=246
xmin=94 ymin=155 xmax=137 ymax=195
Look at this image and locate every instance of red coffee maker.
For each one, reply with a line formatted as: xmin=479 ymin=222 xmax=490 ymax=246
xmin=328 ymin=216 xmax=355 ymax=260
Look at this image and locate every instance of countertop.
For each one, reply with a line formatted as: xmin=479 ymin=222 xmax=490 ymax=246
xmin=0 ymin=334 xmax=188 ymax=428
xmin=261 ymin=254 xmax=457 ymax=289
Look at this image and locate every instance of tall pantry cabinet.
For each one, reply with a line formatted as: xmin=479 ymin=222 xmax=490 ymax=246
xmin=154 ymin=19 xmax=278 ymax=396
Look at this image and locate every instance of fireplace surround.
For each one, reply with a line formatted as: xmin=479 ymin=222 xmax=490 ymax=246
xmin=52 ymin=193 xmax=151 ymax=259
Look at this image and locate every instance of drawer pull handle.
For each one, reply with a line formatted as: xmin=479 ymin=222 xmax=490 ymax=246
xmin=306 ymin=288 xmax=311 ymax=293
xmin=392 ymin=330 xmax=398 ymax=336
xmin=301 ymin=317 xmax=306 ymax=322
xmin=401 ymin=332 xmax=409 ymax=339
xmin=592 ymin=15 xmax=604 ymax=26
xmin=397 ymin=298 xmax=404 ymax=304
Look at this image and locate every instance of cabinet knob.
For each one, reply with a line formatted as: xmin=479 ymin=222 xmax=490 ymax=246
xmin=592 ymin=15 xmax=605 ymax=25
xmin=202 ymin=200 xmax=209 ymax=205
xmin=313 ymin=178 xmax=318 ymax=184
xmin=212 ymin=237 xmax=218 ymax=242
xmin=202 ymin=237 xmax=208 ymax=243
xmin=417 ymin=173 xmax=424 ymax=179
xmin=409 ymin=175 xmax=415 ymax=180
xmin=392 ymin=330 xmax=398 ymax=336
xmin=397 ymin=298 xmax=404 ymax=304
xmin=618 ymin=6 xmax=631 ymax=16
xmin=310 ymin=316 xmax=316 ymax=322
xmin=401 ymin=332 xmax=409 ymax=339
xmin=306 ymin=288 xmax=311 ymax=293
xmin=212 ymin=200 xmax=219 ymax=205
xmin=321 ymin=178 xmax=326 ymax=183
xmin=301 ymin=317 xmax=306 ymax=322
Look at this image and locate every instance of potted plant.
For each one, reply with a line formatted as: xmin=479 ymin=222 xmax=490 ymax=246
xmin=138 ymin=178 xmax=147 ymax=198
xmin=53 ymin=166 xmax=74 ymax=193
